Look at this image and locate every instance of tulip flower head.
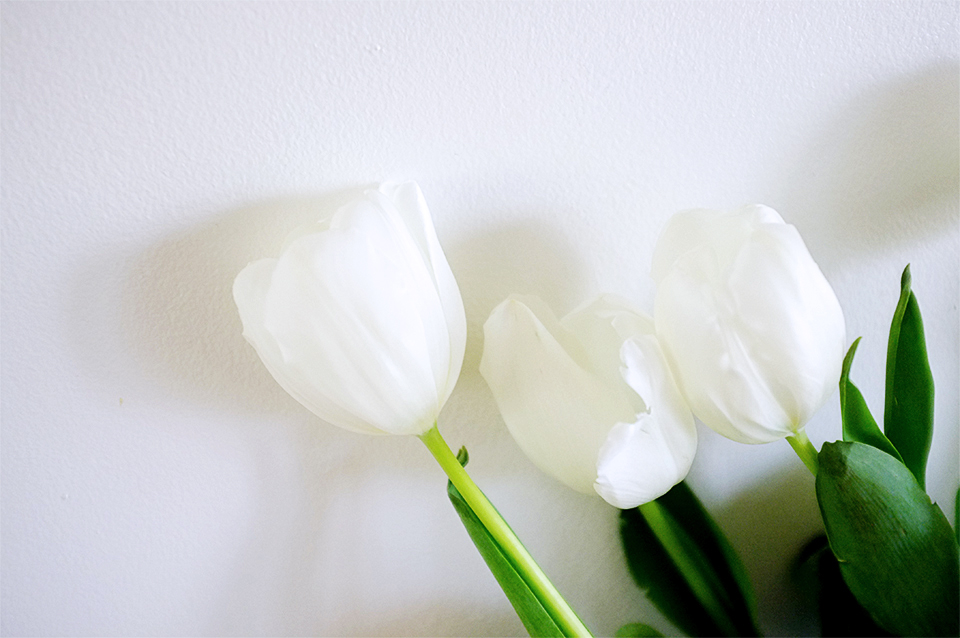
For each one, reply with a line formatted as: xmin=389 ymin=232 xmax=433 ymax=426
xmin=652 ymin=205 xmax=846 ymax=444
xmin=480 ymin=294 xmax=697 ymax=508
xmin=233 ymin=182 xmax=466 ymax=436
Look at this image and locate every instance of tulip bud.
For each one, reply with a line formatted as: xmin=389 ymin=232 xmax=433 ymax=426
xmin=480 ymin=294 xmax=697 ymax=508
xmin=233 ymin=182 xmax=466 ymax=436
xmin=652 ymin=205 xmax=846 ymax=444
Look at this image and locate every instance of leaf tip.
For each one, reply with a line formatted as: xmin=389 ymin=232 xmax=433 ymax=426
xmin=841 ymin=337 xmax=863 ymax=380
xmin=456 ymin=445 xmax=469 ymax=467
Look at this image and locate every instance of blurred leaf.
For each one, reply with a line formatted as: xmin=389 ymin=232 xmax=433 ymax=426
xmin=816 ymin=441 xmax=959 ymax=637
xmin=621 ymin=482 xmax=760 ymax=637
xmin=839 ymin=338 xmax=902 ymax=462
xmin=447 ymin=451 xmax=563 ymax=637
xmin=621 ymin=505 xmax=712 ymax=637
xmin=615 ymin=623 xmax=664 ymax=637
xmin=884 ymin=265 xmax=934 ymax=489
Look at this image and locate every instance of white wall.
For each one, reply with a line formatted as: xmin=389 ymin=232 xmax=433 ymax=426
xmin=2 ymin=2 xmax=957 ymax=636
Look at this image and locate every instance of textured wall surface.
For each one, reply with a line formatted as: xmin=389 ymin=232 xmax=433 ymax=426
xmin=2 ymin=2 xmax=957 ymax=636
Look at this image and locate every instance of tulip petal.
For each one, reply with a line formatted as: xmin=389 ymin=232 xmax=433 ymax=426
xmin=480 ymin=297 xmax=636 ymax=494
xmin=377 ymin=182 xmax=467 ymax=407
xmin=651 ymin=206 xmax=784 ymax=284
xmin=233 ymin=257 xmax=383 ymax=435
xmin=233 ymin=184 xmax=466 ymax=438
xmin=729 ymin=223 xmax=845 ymax=431
xmin=595 ymin=416 xmax=680 ymax=508
xmin=562 ymin=294 xmax=655 ymax=415
xmin=654 ymin=207 xmax=845 ymax=444
xmin=595 ymin=336 xmax=698 ymax=508
xmin=261 ymin=198 xmax=446 ymax=435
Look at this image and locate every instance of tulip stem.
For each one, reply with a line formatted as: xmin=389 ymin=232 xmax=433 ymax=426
xmin=419 ymin=425 xmax=592 ymax=637
xmin=787 ymin=430 xmax=819 ymax=476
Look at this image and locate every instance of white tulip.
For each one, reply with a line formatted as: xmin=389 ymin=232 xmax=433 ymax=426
xmin=480 ymin=294 xmax=697 ymax=508
xmin=233 ymin=182 xmax=466 ymax=436
xmin=652 ymin=205 xmax=846 ymax=445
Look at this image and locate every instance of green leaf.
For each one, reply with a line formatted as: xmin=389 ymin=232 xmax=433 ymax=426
xmin=446 ymin=453 xmax=564 ymax=638
xmin=816 ymin=441 xmax=959 ymax=637
xmin=884 ymin=264 xmax=934 ymax=489
xmin=816 ymin=542 xmax=893 ymax=637
xmin=621 ymin=482 xmax=760 ymax=637
xmin=839 ymin=338 xmax=903 ymax=463
xmin=615 ymin=623 xmax=664 ymax=637
xmin=955 ymin=487 xmax=959 ymax=546
xmin=795 ymin=535 xmax=893 ymax=637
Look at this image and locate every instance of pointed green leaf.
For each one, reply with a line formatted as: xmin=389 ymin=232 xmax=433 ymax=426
xmin=884 ymin=265 xmax=934 ymax=489
xmin=446 ymin=454 xmax=563 ymax=637
xmin=615 ymin=623 xmax=664 ymax=637
xmin=621 ymin=482 xmax=760 ymax=637
xmin=839 ymin=338 xmax=902 ymax=462
xmin=816 ymin=441 xmax=959 ymax=637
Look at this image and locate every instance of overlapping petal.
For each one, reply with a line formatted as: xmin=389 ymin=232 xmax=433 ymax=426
xmin=481 ymin=294 xmax=697 ymax=507
xmin=653 ymin=206 xmax=845 ymax=444
xmin=234 ymin=182 xmax=465 ymax=436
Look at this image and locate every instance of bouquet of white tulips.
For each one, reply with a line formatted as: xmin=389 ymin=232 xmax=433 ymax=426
xmin=234 ymin=183 xmax=957 ymax=637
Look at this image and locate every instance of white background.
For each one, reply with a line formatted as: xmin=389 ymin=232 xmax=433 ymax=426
xmin=2 ymin=2 xmax=957 ymax=636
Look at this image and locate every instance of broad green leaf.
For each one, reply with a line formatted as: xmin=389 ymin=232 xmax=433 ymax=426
xmin=621 ymin=482 xmax=760 ymax=637
xmin=839 ymin=338 xmax=902 ymax=463
xmin=446 ymin=449 xmax=563 ymax=638
xmin=615 ymin=623 xmax=664 ymax=637
xmin=884 ymin=265 xmax=934 ymax=489
xmin=816 ymin=441 xmax=959 ymax=637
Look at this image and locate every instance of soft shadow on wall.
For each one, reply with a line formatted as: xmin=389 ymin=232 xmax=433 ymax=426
xmin=123 ymin=187 xmax=372 ymax=416
xmin=779 ymin=63 xmax=959 ymax=266
xmin=441 ymin=219 xmax=590 ymax=446
xmin=714 ymin=464 xmax=822 ymax=638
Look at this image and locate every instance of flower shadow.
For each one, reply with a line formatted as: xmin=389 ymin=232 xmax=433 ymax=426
xmin=710 ymin=464 xmax=822 ymax=638
xmin=777 ymin=62 xmax=959 ymax=269
xmin=121 ymin=187 xmax=371 ymax=416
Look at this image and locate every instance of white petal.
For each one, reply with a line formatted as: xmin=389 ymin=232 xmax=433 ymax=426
xmin=594 ymin=335 xmax=697 ymax=508
xmin=480 ymin=297 xmax=635 ymax=493
xmin=594 ymin=413 xmax=695 ymax=508
xmin=651 ymin=208 xmax=720 ymax=284
xmin=378 ymin=182 xmax=466 ymax=407
xmin=561 ymin=294 xmax=654 ymax=414
xmin=233 ymin=258 xmax=383 ymax=435
xmin=726 ymin=222 xmax=846 ymax=428
xmin=651 ymin=205 xmax=784 ymax=284
xmin=262 ymin=199 xmax=445 ymax=435
xmin=655 ymin=249 xmax=793 ymax=443
xmin=654 ymin=206 xmax=844 ymax=443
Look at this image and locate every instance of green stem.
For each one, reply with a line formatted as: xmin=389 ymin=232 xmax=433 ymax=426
xmin=787 ymin=429 xmax=819 ymax=476
xmin=419 ymin=425 xmax=592 ymax=637
xmin=639 ymin=500 xmax=738 ymax=637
